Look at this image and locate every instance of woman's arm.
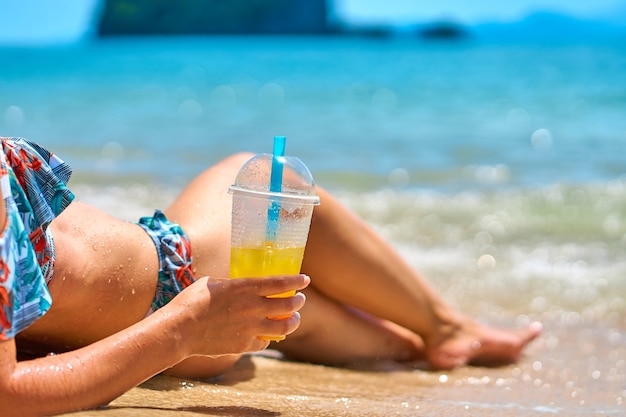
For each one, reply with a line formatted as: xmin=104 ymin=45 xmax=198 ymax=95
xmin=0 ymin=307 xmax=185 ymax=416
xmin=0 ymin=274 xmax=308 ymax=416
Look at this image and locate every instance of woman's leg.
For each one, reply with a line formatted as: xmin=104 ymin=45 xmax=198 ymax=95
xmin=300 ymin=187 xmax=541 ymax=369
xmin=274 ymin=286 xmax=425 ymax=366
xmin=166 ymin=153 xmax=541 ymax=371
xmin=164 ymin=154 xmax=248 ymax=281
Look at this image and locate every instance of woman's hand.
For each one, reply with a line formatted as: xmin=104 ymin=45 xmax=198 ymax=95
xmin=165 ymin=274 xmax=310 ymax=358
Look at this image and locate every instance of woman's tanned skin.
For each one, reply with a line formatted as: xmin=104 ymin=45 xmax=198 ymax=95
xmin=2 ymin=153 xmax=541 ymax=416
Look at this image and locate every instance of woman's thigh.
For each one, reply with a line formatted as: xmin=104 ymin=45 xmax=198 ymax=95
xmin=165 ymin=153 xmax=253 ymax=279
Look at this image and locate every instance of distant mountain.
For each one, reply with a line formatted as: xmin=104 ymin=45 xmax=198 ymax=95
xmin=343 ymin=9 xmax=626 ymax=42
xmin=474 ymin=10 xmax=626 ymax=41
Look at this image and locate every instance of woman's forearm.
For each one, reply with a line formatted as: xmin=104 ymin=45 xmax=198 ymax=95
xmin=1 ymin=307 xmax=188 ymax=417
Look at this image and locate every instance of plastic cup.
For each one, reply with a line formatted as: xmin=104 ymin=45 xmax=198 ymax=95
xmin=229 ymin=152 xmax=320 ymax=341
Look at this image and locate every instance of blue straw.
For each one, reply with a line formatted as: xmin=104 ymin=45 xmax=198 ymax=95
xmin=266 ymin=136 xmax=286 ymax=241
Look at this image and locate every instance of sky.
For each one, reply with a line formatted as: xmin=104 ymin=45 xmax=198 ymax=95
xmin=0 ymin=0 xmax=624 ymax=44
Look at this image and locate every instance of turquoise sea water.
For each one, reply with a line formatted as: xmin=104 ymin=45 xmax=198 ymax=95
xmin=1 ymin=35 xmax=625 ymax=320
xmin=2 ymin=35 xmax=626 ymax=415
xmin=2 ymin=36 xmax=625 ymax=188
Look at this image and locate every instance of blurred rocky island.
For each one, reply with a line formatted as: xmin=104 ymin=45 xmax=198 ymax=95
xmin=96 ymin=0 xmax=470 ymax=39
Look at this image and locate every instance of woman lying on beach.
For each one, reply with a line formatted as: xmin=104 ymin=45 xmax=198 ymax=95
xmin=0 ymin=137 xmax=542 ymax=416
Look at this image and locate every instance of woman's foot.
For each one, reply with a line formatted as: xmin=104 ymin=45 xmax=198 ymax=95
xmin=425 ymin=319 xmax=543 ymax=370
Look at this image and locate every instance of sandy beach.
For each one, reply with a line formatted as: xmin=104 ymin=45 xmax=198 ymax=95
xmin=61 ymin=320 xmax=624 ymax=417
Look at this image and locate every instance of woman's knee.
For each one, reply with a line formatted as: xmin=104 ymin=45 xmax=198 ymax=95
xmin=212 ymin=152 xmax=254 ymax=177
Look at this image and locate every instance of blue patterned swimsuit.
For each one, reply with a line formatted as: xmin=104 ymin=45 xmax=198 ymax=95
xmin=0 ymin=137 xmax=74 ymax=340
xmin=136 ymin=210 xmax=196 ymax=313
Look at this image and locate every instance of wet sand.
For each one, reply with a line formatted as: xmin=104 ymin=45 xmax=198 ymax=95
xmin=63 ymin=321 xmax=624 ymax=417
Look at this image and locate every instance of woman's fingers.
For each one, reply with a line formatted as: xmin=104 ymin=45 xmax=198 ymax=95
xmin=259 ymin=311 xmax=302 ymax=339
xmin=231 ymin=277 xmax=307 ymax=341
xmin=254 ymin=274 xmax=311 ymax=297
xmin=180 ymin=275 xmax=309 ymax=354
xmin=262 ymin=292 xmax=307 ymax=317
xmin=205 ymin=274 xmax=310 ymax=298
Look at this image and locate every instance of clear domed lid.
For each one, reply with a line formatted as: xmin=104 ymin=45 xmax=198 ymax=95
xmin=229 ymin=153 xmax=320 ymax=204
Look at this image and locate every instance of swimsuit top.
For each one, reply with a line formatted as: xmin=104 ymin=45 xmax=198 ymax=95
xmin=0 ymin=137 xmax=74 ymax=340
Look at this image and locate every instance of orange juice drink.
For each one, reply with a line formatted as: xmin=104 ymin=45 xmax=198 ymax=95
xmin=228 ymin=143 xmax=320 ymax=342
xmin=230 ymin=244 xmax=305 ymax=291
xmin=230 ymin=243 xmax=305 ymax=341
